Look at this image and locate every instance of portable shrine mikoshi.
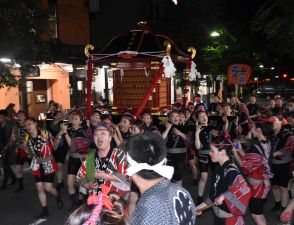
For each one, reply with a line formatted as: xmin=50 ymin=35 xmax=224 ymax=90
xmin=84 ymin=22 xmax=199 ymax=119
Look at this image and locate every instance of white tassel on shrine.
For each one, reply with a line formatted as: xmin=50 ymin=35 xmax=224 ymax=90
xmin=188 ymin=61 xmax=201 ymax=81
xmin=120 ymin=68 xmax=124 ymax=82
xmin=144 ymin=67 xmax=149 ymax=77
xmin=162 ymin=56 xmax=176 ymax=78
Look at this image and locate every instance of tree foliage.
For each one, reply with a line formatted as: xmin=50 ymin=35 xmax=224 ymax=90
xmin=252 ymin=0 xmax=294 ymax=61
xmin=201 ymin=26 xmax=236 ymax=76
xmin=0 ymin=0 xmax=48 ymax=87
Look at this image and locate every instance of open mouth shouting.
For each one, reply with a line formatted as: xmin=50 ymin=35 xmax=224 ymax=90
xmin=97 ymin=139 xmax=103 ymax=147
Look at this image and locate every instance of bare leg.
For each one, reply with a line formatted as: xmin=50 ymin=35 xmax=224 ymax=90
xmin=251 ymin=214 xmax=267 ymax=225
xmin=44 ymin=182 xmax=63 ymax=209
xmin=280 ymin=186 xmax=289 ymax=208
xmin=56 ymin=163 xmax=63 ymax=184
xmin=36 ymin=182 xmax=47 ymax=207
xmin=67 ymin=174 xmax=77 ymax=209
xmin=67 ymin=174 xmax=76 ymax=195
xmin=15 ymin=164 xmax=23 ymax=178
xmin=272 ymin=185 xmax=281 ymax=202
xmin=198 ymin=172 xmax=208 ymax=198
xmin=44 ymin=182 xmax=58 ymax=197
xmin=188 ymin=159 xmax=197 ymax=180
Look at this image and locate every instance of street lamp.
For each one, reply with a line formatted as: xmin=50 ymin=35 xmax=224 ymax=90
xmin=210 ymin=31 xmax=220 ymax=37
xmin=0 ymin=58 xmax=12 ymax=63
xmin=259 ymin=64 xmax=264 ymax=68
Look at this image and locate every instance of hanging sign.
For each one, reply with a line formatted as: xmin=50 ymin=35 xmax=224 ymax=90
xmin=228 ymin=64 xmax=251 ymax=85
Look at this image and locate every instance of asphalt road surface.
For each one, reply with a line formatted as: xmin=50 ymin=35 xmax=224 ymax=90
xmin=0 ymin=166 xmax=290 ymax=225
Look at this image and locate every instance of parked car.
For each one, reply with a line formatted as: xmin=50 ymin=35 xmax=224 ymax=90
xmin=257 ymin=78 xmax=294 ymax=98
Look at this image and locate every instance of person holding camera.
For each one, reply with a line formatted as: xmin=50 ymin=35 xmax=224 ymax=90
xmin=233 ymin=121 xmax=273 ymax=225
xmin=49 ymin=110 xmax=67 ymax=192
xmin=55 ymin=110 xmax=89 ymax=210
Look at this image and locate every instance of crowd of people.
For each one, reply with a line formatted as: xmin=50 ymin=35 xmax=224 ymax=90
xmin=0 ymin=93 xmax=293 ymax=225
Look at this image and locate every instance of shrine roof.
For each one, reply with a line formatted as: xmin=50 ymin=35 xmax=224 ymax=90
xmin=92 ymin=25 xmax=191 ymax=63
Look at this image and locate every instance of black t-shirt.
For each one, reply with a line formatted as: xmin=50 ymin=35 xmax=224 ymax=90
xmin=48 ymin=122 xmax=60 ymax=137
xmin=166 ymin=125 xmax=188 ymax=149
xmin=247 ymin=103 xmax=259 ymax=116
xmin=198 ymin=126 xmax=213 ymax=150
xmin=121 ymin=130 xmax=132 ymax=141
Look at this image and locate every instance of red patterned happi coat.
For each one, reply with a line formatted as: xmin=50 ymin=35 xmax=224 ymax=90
xmin=207 ymin=160 xmax=251 ymax=225
xmin=77 ymin=147 xmax=128 ymax=196
xmin=25 ymin=130 xmax=58 ymax=177
xmin=241 ymin=141 xmax=273 ymax=199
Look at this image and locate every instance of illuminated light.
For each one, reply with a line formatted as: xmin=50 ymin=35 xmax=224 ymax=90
xmin=14 ymin=63 xmax=21 ymax=68
xmin=265 ymin=78 xmax=270 ymax=81
xmin=275 ymin=76 xmax=279 ymax=78
xmin=254 ymin=77 xmax=258 ymax=81
xmin=259 ymin=65 xmax=264 ymax=68
xmin=290 ymin=78 xmax=294 ymax=81
xmin=55 ymin=63 xmax=73 ymax=72
xmin=77 ymin=81 xmax=83 ymax=91
xmin=282 ymin=73 xmax=288 ymax=78
xmin=0 ymin=58 xmax=12 ymax=63
xmin=271 ymin=67 xmax=275 ymax=70
xmin=210 ymin=31 xmax=220 ymax=37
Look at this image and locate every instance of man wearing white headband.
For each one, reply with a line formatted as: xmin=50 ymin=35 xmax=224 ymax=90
xmin=127 ymin=132 xmax=196 ymax=225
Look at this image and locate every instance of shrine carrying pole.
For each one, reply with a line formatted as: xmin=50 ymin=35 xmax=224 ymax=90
xmin=84 ymin=44 xmax=94 ymax=120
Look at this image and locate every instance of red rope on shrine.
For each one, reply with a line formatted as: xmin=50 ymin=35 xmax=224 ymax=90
xmin=134 ymin=65 xmax=164 ymax=118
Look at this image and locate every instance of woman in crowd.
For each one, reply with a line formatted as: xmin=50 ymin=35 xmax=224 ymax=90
xmin=13 ymin=111 xmax=30 ymax=192
xmin=55 ymin=110 xmax=89 ymax=210
xmin=196 ymin=136 xmax=251 ymax=225
xmin=141 ymin=111 xmax=160 ymax=135
xmin=194 ymin=111 xmax=216 ymax=203
xmin=130 ymin=119 xmax=146 ymax=135
xmin=270 ymin=115 xmax=294 ymax=212
xmin=118 ymin=113 xmax=133 ymax=142
xmin=233 ymin=121 xmax=273 ymax=225
xmin=237 ymin=102 xmax=250 ymax=136
xmin=162 ymin=110 xmax=188 ymax=185
xmin=230 ymin=96 xmax=240 ymax=115
xmin=87 ymin=110 xmax=102 ymax=138
xmin=221 ymin=104 xmax=238 ymax=139
xmin=184 ymin=108 xmax=198 ymax=186
xmin=24 ymin=117 xmax=63 ymax=218
xmin=214 ymin=103 xmax=224 ymax=116
xmin=48 ymin=110 xmax=67 ymax=192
